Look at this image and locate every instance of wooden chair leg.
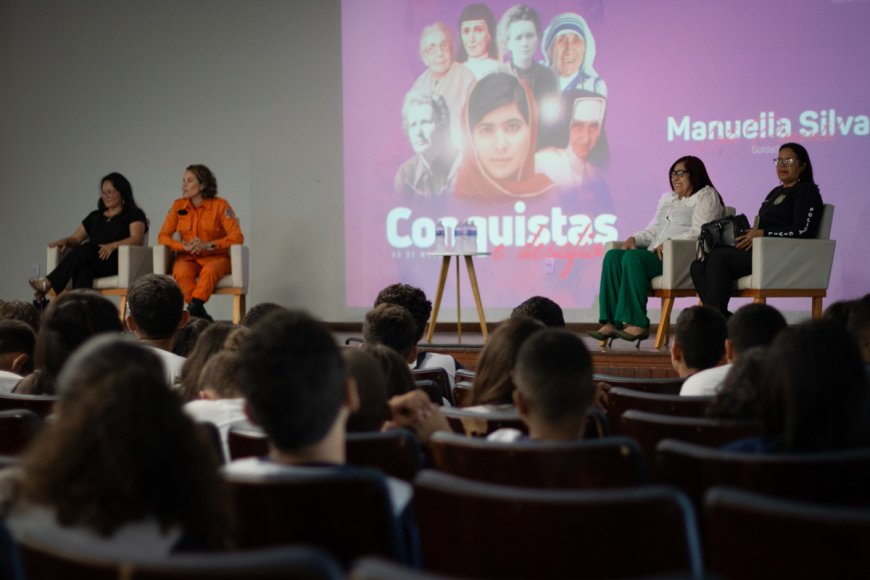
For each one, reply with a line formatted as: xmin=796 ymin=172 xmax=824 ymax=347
xmin=233 ymin=295 xmax=246 ymax=325
xmin=812 ymin=297 xmax=823 ymax=319
xmin=118 ymin=295 xmax=127 ymax=321
xmin=654 ymin=297 xmax=674 ymax=349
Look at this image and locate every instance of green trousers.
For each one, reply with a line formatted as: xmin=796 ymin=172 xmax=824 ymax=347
xmin=598 ymin=248 xmax=662 ymax=328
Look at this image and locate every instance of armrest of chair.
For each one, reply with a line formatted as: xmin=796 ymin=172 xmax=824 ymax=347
xmin=116 ymin=246 xmax=153 ymax=288
xmin=749 ymin=238 xmax=837 ymax=290
xmin=230 ymin=245 xmax=249 ymax=289
xmin=46 ymin=246 xmax=59 ymax=272
xmin=660 ymin=239 xmax=697 ymax=289
xmin=152 ymin=244 xmax=173 ymax=275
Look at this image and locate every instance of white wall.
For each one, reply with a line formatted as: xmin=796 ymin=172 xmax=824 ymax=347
xmin=0 ymin=0 xmax=349 ymax=321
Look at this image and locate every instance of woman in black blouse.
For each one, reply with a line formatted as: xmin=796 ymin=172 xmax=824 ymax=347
xmin=690 ymin=143 xmax=823 ymax=316
xmin=29 ymin=172 xmax=148 ymax=301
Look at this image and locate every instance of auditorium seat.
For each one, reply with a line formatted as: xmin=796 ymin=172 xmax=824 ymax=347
xmin=17 ymin=537 xmax=341 ymax=579
xmin=428 ymin=432 xmax=644 ymax=489
xmin=606 ymin=387 xmax=714 ymax=434
xmin=225 ymin=468 xmax=406 ymax=567
xmin=452 ymin=383 xmax=472 ymax=407
xmin=153 ymin=244 xmax=249 ymax=323
xmin=226 ymin=422 xmax=268 ymax=460
xmin=620 ymin=410 xmax=762 ymax=479
xmin=47 ymin=238 xmax=152 ymax=320
xmin=705 ymin=486 xmax=870 ymax=579
xmin=442 ymin=407 xmax=609 ymax=439
xmin=411 ymin=368 xmax=454 ymax=406
xmin=0 ymin=392 xmax=56 ymax=419
xmin=0 ymin=409 xmax=42 ymax=456
xmin=658 ymin=438 xmax=870 ymax=510
xmin=413 ymin=470 xmax=703 ymax=579
xmin=594 ymin=374 xmax=685 ymax=395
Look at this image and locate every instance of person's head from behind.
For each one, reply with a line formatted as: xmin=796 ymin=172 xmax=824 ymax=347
xmin=126 ymin=274 xmax=188 ymax=340
xmin=471 ymin=316 xmax=545 ymax=405
xmin=669 ymin=155 xmax=716 ymax=199
xmin=242 ymin=302 xmax=288 ymax=328
xmin=402 ymin=91 xmax=451 ymax=156
xmin=457 ymin=3 xmax=497 ymax=62
xmin=511 ymin=295 xmax=565 ymax=328
xmin=33 ymin=290 xmax=123 ymax=395
xmin=0 ymin=319 xmax=36 ymax=375
xmin=237 ymin=310 xmax=350 ymax=454
xmin=0 ymin=300 xmax=41 ymax=334
xmin=513 ymin=329 xmax=594 ymax=440
xmin=172 ymin=316 xmax=213 ymax=357
xmin=419 ymin=22 xmax=454 ymax=77
xmin=343 ymin=349 xmax=390 ymax=433
xmin=762 ymin=320 xmax=870 ymax=452
xmin=363 ymin=303 xmax=418 ymax=362
xmin=822 ymin=299 xmax=854 ymax=326
xmin=363 ymin=343 xmax=417 ymax=400
xmin=98 ymin=172 xmax=139 ymax=213
xmin=374 ymin=283 xmax=432 ymax=345
xmin=178 ymin=322 xmax=237 ymax=402
xmin=467 ymin=72 xmax=533 ymax=182
xmin=198 ymin=351 xmax=242 ymax=400
xmin=707 ymin=347 xmax=768 ymax=421
xmin=847 ymin=298 xmax=870 ymax=364
xmin=21 ymin=335 xmax=228 ymax=547
xmin=569 ymin=96 xmax=606 ymax=159
xmin=498 ymin=4 xmax=541 ymax=69
xmin=671 ymin=305 xmax=727 ymax=377
xmin=725 ymin=303 xmax=788 ymax=362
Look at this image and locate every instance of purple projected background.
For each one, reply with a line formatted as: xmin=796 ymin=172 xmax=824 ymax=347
xmin=343 ymin=0 xmax=870 ymax=311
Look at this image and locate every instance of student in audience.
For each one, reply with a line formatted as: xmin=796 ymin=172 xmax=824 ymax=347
xmin=363 ymin=304 xmax=418 ymax=362
xmin=171 ymin=316 xmax=212 ymax=357
xmin=0 ymin=320 xmax=36 ymax=393
xmin=242 ymin=302 xmax=288 ymax=328
xmin=183 ymin=350 xmax=246 ymax=461
xmin=363 ymin=343 xmax=418 ymax=400
xmin=822 ymin=299 xmax=855 ymax=326
xmin=125 ymin=274 xmax=189 ymax=386
xmin=669 ymin=306 xmax=727 ymax=395
xmin=0 ymin=300 xmax=41 ymax=334
xmin=178 ymin=322 xmax=237 ymax=402
xmin=511 ymin=295 xmax=566 ymax=327
xmin=374 ymin=283 xmax=459 ymax=381
xmin=681 ymin=303 xmax=787 ymax=396
xmin=223 ymin=310 xmax=415 ymax=548
xmin=14 ymin=290 xmax=123 ymax=395
xmin=343 ymin=349 xmax=390 ymax=433
xmin=706 ymin=347 xmax=767 ymax=421
xmin=846 ymin=296 xmax=870 ymax=368
xmin=467 ymin=317 xmax=545 ymax=412
xmin=0 ymin=335 xmax=230 ymax=556
xmin=489 ymin=329 xmax=596 ymax=442
xmin=726 ymin=319 xmax=870 ymax=453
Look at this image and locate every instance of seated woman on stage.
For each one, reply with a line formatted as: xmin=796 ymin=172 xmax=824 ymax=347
xmin=28 ymin=172 xmax=147 ymax=303
xmin=158 ymin=164 xmax=244 ymax=322
xmin=690 ymin=142 xmax=823 ymax=317
xmin=1 ymin=335 xmax=230 ymax=556
xmin=590 ymin=156 xmax=724 ymax=347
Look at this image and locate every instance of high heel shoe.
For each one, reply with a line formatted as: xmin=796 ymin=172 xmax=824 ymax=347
xmin=614 ymin=326 xmax=650 ymax=349
xmin=588 ymin=326 xmax=617 ymax=348
xmin=28 ymin=277 xmax=51 ymax=298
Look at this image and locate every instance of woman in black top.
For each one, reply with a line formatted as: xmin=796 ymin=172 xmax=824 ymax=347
xmin=29 ymin=172 xmax=148 ymax=300
xmin=690 ymin=143 xmax=823 ymax=316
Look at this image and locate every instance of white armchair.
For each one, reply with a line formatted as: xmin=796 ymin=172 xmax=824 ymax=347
xmin=152 ymin=244 xmax=249 ymax=323
xmin=47 ymin=241 xmax=152 ymax=319
xmin=733 ymin=203 xmax=835 ymax=318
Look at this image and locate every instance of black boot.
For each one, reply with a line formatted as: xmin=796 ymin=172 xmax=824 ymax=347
xmin=187 ymin=298 xmax=213 ymax=322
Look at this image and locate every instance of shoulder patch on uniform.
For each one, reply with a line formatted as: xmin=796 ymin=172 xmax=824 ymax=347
xmin=225 ymin=208 xmax=235 ymax=219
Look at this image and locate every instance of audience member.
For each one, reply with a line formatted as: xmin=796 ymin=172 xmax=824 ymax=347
xmin=846 ymin=296 xmax=870 ymax=368
xmin=177 ymin=322 xmax=237 ymax=402
xmin=670 ymin=306 xmax=727 ymax=394
xmin=681 ymin=303 xmax=787 ymax=396
xmin=374 ymin=283 xmax=459 ymax=383
xmin=726 ymin=320 xmax=870 ymax=453
xmin=343 ymin=349 xmax=390 ymax=433
xmin=0 ymin=320 xmax=36 ymax=392
xmin=363 ymin=304 xmax=418 ymax=361
xmin=0 ymin=335 xmax=230 ymax=556
xmin=183 ymin=351 xmax=246 ymax=461
xmin=822 ymin=299 xmax=855 ymax=326
xmin=14 ymin=290 xmax=122 ymax=395
xmin=511 ymin=295 xmax=566 ymax=327
xmin=0 ymin=300 xmax=41 ymax=334
xmin=242 ymin=302 xmax=288 ymax=328
xmin=171 ymin=316 xmax=212 ymax=357
xmin=489 ymin=329 xmax=595 ymax=442
xmin=125 ymin=274 xmax=189 ymax=386
xmin=706 ymin=347 xmax=767 ymax=421
xmin=363 ymin=343 xmax=417 ymax=400
xmin=466 ymin=317 xmax=545 ymax=412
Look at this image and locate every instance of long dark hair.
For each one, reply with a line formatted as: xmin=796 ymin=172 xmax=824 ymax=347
xmin=470 ymin=317 xmax=545 ymax=405
xmin=779 ymin=142 xmax=815 ymax=185
xmin=98 ymin=172 xmax=140 ymax=213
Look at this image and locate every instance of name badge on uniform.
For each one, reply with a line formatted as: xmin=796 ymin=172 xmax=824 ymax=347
xmin=773 ymin=194 xmax=787 ymax=205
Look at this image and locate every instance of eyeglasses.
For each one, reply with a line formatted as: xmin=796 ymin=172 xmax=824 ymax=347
xmin=773 ymin=158 xmax=798 ymax=167
xmin=670 ymin=170 xmax=690 ymax=178
xmin=422 ymin=41 xmax=450 ymax=56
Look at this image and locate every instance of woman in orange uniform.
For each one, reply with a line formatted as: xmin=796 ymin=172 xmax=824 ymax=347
xmin=158 ymin=164 xmax=244 ymax=321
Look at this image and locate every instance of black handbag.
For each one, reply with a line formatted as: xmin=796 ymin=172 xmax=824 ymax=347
xmin=696 ymin=214 xmax=751 ymax=261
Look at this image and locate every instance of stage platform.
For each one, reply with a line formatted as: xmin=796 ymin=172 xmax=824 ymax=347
xmin=332 ymin=323 xmax=677 ymax=376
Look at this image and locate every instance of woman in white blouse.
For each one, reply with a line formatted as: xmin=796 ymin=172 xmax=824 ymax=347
xmin=589 ymin=156 xmax=724 ymax=346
